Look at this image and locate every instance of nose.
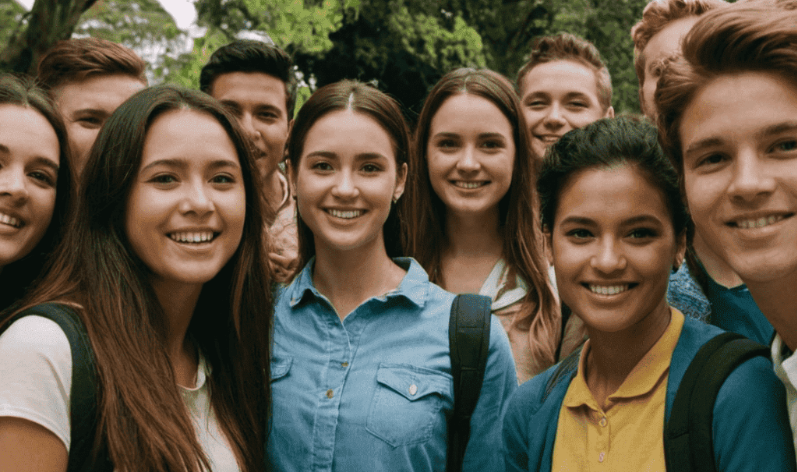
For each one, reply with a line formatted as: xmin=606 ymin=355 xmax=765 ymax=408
xmin=728 ymin=148 xmax=776 ymax=204
xmin=455 ymin=145 xmax=480 ymax=173
xmin=179 ymin=180 xmax=215 ymax=216
xmin=543 ymin=103 xmax=566 ymax=129
xmin=590 ymin=238 xmax=627 ymax=274
xmin=331 ymin=169 xmax=359 ymax=199
xmin=0 ymin=166 xmax=29 ymax=204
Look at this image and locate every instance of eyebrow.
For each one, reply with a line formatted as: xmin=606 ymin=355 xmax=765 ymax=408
xmin=685 ymin=121 xmax=797 ymax=156
xmin=140 ymin=158 xmax=241 ymax=173
xmin=304 ymin=151 xmax=389 ymax=161
xmin=0 ymin=144 xmax=60 ymax=171
xmin=559 ymin=214 xmax=663 ymax=226
xmin=431 ymin=132 xmax=507 ymax=140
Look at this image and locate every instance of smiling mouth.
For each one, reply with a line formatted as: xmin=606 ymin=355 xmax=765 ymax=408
xmin=452 ymin=181 xmax=488 ymax=189
xmin=730 ymin=214 xmax=791 ymax=229
xmin=327 ymin=209 xmax=364 ymax=219
xmin=0 ymin=212 xmax=23 ymax=228
xmin=169 ymin=231 xmax=218 ymax=243
xmin=535 ymin=135 xmax=561 ymax=145
xmin=584 ymin=283 xmax=636 ymax=295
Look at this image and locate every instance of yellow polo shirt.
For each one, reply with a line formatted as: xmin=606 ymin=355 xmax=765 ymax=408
xmin=551 ymin=308 xmax=685 ymax=471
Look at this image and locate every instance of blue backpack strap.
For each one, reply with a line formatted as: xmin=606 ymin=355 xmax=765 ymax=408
xmin=448 ymin=293 xmax=491 ymax=472
xmin=2 ymin=303 xmax=111 ymax=472
xmin=664 ymin=332 xmax=770 ymax=472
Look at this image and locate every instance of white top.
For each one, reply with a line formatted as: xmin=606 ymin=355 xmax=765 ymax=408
xmin=0 ymin=316 xmax=240 ymax=471
xmin=772 ymin=333 xmax=797 ymax=460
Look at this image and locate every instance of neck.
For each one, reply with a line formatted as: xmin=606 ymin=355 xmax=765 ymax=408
xmin=151 ymin=279 xmax=203 ymax=381
xmin=693 ymin=233 xmax=743 ymax=288
xmin=745 ymin=273 xmax=797 ymax=350
xmin=263 ymin=170 xmax=286 ymax=213
xmin=444 ymin=208 xmax=503 ymax=258
xmin=584 ymin=300 xmax=672 ymax=407
xmin=312 ymin=238 xmax=405 ymax=320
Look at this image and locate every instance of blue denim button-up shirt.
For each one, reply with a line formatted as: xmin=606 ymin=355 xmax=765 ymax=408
xmin=268 ymin=258 xmax=517 ymax=472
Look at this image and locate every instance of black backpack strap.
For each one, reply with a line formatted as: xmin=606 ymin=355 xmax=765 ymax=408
xmin=664 ymin=332 xmax=770 ymax=472
xmin=2 ymin=303 xmax=110 ymax=472
xmin=447 ymin=293 xmax=491 ymax=472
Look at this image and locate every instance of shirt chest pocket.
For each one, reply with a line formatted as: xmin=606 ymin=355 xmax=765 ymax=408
xmin=366 ymin=363 xmax=452 ymax=447
xmin=270 ymin=356 xmax=293 ymax=382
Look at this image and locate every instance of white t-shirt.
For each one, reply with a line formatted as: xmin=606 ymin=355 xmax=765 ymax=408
xmin=0 ymin=316 xmax=240 ymax=471
xmin=772 ymin=333 xmax=797 ymax=460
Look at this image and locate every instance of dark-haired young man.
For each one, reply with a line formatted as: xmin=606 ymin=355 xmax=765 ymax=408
xmin=201 ymin=40 xmax=298 ymax=280
xmin=38 ymin=38 xmax=147 ymax=177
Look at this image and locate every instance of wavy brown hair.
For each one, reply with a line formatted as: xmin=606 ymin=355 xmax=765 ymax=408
xmin=404 ymin=68 xmax=561 ymax=367
xmin=5 ymin=84 xmax=274 ymax=471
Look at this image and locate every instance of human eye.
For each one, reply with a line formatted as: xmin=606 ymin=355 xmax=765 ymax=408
xmin=566 ymin=228 xmax=593 ymax=239
xmin=435 ymin=138 xmax=460 ymax=151
xmin=480 ymin=139 xmax=506 ymax=151
xmin=28 ymin=170 xmax=56 ymax=187
xmin=628 ymin=228 xmax=657 ymax=239
xmin=149 ymin=173 xmax=178 ymax=185
xmin=770 ymin=139 xmax=797 ymax=155
xmin=76 ymin=115 xmax=103 ymax=129
xmin=211 ymin=173 xmax=237 ymax=184
xmin=692 ymin=152 xmax=727 ymax=170
xmin=526 ymin=99 xmax=546 ymax=109
xmin=311 ymin=161 xmax=334 ymax=172
xmin=256 ymin=109 xmax=278 ymax=121
xmin=361 ymin=163 xmax=383 ymax=173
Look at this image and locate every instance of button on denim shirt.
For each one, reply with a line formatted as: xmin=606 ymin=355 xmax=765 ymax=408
xmin=268 ymin=258 xmax=517 ymax=472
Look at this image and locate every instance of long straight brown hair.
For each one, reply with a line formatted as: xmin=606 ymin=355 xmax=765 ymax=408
xmin=6 ymin=85 xmax=274 ymax=471
xmin=403 ymin=68 xmax=561 ymax=367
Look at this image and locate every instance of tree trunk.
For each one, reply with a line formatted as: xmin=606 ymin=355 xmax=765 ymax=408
xmin=0 ymin=0 xmax=99 ymax=75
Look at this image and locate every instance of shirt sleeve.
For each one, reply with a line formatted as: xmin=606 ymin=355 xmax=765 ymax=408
xmin=712 ymin=355 xmax=796 ymax=471
xmin=0 ymin=315 xmax=72 ymax=450
xmin=462 ymin=315 xmax=518 ymax=471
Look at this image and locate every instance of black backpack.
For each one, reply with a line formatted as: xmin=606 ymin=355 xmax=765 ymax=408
xmin=0 ymin=303 xmax=111 ymax=472
xmin=664 ymin=331 xmax=770 ymax=472
xmin=447 ymin=293 xmax=492 ymax=472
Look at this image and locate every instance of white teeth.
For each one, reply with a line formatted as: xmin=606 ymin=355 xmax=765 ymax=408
xmin=169 ymin=232 xmax=215 ymax=243
xmin=453 ymin=181 xmax=485 ymax=189
xmin=0 ymin=213 xmax=21 ymax=228
xmin=735 ymin=215 xmax=784 ymax=229
xmin=588 ymin=284 xmax=630 ymax=295
xmin=328 ymin=209 xmax=362 ymax=219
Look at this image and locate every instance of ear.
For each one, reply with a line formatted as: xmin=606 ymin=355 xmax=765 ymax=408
xmin=673 ymin=230 xmax=687 ymax=270
xmin=393 ymin=162 xmax=408 ymax=201
xmin=543 ymin=225 xmax=554 ymax=267
xmin=604 ymin=106 xmax=615 ymax=119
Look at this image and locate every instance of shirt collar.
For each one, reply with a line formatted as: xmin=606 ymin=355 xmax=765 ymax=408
xmin=287 ymin=257 xmax=428 ymax=309
xmin=563 ymin=308 xmax=685 ymax=410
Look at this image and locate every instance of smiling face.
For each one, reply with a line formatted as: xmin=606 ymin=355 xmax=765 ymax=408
xmin=125 ymin=109 xmax=246 ymax=290
xmin=292 ymin=109 xmax=406 ymax=257
xmin=548 ymin=164 xmax=685 ymax=335
xmin=680 ymin=72 xmax=797 ymax=284
xmin=520 ymin=60 xmax=612 ymax=160
xmin=210 ymin=72 xmax=290 ymax=183
xmin=0 ymin=105 xmax=60 ymax=270
xmin=640 ymin=16 xmax=699 ymax=120
xmin=54 ymin=74 xmax=145 ymax=177
xmin=427 ymin=93 xmax=515 ymax=220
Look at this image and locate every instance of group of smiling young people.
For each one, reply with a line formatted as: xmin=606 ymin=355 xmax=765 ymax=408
xmin=0 ymin=0 xmax=796 ymax=471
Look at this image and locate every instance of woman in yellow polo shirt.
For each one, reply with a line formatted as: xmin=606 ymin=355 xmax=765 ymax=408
xmin=502 ymin=116 xmax=794 ymax=471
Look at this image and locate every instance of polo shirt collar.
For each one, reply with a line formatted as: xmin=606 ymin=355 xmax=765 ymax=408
xmin=563 ymin=308 xmax=685 ymax=410
xmin=287 ymin=257 xmax=428 ymax=309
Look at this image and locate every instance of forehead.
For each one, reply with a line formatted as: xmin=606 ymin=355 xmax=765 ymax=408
xmin=557 ymin=165 xmax=671 ymax=223
xmin=431 ymin=93 xmax=512 ymax=133
xmin=141 ymin=109 xmax=238 ymax=164
xmin=210 ymin=72 xmax=287 ymax=110
xmin=642 ymin=16 xmax=700 ymax=70
xmin=520 ymin=60 xmax=600 ymax=100
xmin=54 ymin=74 xmax=145 ymax=113
xmin=0 ymin=104 xmax=60 ymax=162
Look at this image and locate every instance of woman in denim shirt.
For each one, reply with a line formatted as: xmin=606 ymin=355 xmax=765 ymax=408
xmin=268 ymin=80 xmax=517 ymax=471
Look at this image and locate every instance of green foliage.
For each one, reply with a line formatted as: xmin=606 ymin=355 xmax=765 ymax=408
xmin=0 ymin=0 xmax=26 ymax=48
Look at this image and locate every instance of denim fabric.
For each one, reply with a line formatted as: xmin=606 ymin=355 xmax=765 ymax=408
xmin=667 ymin=263 xmax=711 ymax=323
xmin=268 ymin=258 xmax=517 ymax=472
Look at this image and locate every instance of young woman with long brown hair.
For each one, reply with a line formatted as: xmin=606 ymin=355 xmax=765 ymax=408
xmin=404 ymin=68 xmax=581 ymax=384
xmin=269 ymin=79 xmax=516 ymax=471
xmin=0 ymin=84 xmax=274 ymax=471
xmin=0 ymin=74 xmax=74 ymax=312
